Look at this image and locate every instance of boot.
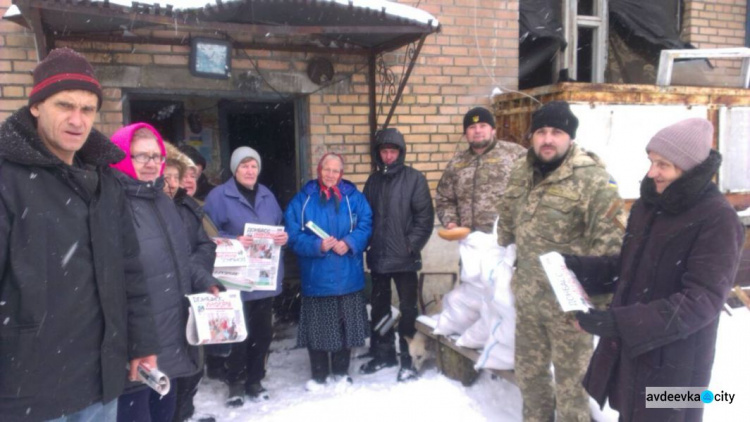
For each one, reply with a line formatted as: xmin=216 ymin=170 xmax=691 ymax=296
xmin=331 ymin=348 xmax=351 ymax=377
xmin=308 ymin=349 xmax=330 ymax=384
xmin=225 ymin=382 xmax=245 ymax=408
xmin=359 ymin=348 xmax=397 ymax=374
xmin=246 ymin=382 xmax=269 ymax=401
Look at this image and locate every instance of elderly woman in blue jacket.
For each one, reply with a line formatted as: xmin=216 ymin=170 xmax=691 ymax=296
xmin=285 ymin=152 xmax=372 ymax=390
xmin=203 ymin=146 xmax=288 ymax=407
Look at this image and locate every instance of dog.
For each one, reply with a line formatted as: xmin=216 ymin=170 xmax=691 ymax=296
xmin=405 ymin=330 xmax=436 ymax=372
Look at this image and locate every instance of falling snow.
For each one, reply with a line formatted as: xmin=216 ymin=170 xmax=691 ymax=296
xmin=61 ymin=242 xmax=79 ymax=268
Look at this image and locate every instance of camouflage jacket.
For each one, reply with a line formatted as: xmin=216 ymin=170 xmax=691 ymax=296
xmin=497 ymin=144 xmax=626 ymax=310
xmin=436 ymin=140 xmax=526 ymax=233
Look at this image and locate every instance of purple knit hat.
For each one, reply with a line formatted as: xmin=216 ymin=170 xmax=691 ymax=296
xmin=646 ymin=118 xmax=713 ymax=171
xmin=28 ymin=47 xmax=103 ymax=109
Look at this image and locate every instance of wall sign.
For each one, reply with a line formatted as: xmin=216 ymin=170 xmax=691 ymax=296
xmin=190 ymin=38 xmax=232 ymax=79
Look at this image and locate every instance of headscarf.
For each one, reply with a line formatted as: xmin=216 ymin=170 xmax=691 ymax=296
xmin=110 ymin=122 xmax=166 ymax=179
xmin=317 ymin=152 xmax=344 ymax=208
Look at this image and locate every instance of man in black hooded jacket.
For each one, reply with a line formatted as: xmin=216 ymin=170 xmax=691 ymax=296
xmin=0 ymin=47 xmax=159 ymax=421
xmin=360 ymin=128 xmax=434 ymax=381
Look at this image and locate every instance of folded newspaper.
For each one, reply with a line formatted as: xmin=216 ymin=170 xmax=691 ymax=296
xmin=539 ymin=251 xmax=593 ymax=313
xmin=186 ymin=291 xmax=247 ymax=346
xmin=305 ymin=220 xmax=330 ymax=239
xmin=136 ymin=363 xmax=170 ymax=396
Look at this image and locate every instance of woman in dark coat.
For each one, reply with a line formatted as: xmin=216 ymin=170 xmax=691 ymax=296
xmin=111 ymin=123 xmax=220 ymax=422
xmin=164 ymin=143 xmax=220 ymax=422
xmin=285 ymin=153 xmax=372 ymax=390
xmin=567 ymin=118 xmax=745 ymax=422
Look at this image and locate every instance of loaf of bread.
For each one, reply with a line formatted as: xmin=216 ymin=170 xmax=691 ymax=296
xmin=437 ymin=227 xmax=471 ymax=241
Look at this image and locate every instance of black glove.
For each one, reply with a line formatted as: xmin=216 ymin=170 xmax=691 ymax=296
xmin=575 ymin=309 xmax=619 ymax=338
xmin=561 ymin=253 xmax=581 ymax=276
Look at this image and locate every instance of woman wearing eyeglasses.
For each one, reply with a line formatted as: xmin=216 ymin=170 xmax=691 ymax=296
xmin=110 ymin=123 xmax=220 ymax=422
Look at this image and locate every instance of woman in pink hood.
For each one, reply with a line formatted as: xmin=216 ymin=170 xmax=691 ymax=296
xmin=110 ymin=123 xmax=219 ymax=422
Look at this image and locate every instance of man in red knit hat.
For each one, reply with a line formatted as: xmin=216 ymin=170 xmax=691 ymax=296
xmin=0 ymin=47 xmax=159 ymax=421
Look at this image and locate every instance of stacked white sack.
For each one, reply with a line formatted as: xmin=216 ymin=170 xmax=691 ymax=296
xmin=475 ymin=244 xmax=517 ymax=370
xmin=433 ymin=230 xmax=497 ymax=336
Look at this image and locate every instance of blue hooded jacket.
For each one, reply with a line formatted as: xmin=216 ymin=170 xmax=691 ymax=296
xmin=285 ymin=179 xmax=372 ymax=297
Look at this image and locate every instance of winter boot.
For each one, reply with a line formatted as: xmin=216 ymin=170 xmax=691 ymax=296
xmin=308 ymin=349 xmax=330 ymax=384
xmin=186 ymin=414 xmax=217 ymax=422
xmin=397 ymin=365 xmax=418 ymax=382
xmin=246 ymin=382 xmax=270 ymax=401
xmin=331 ymin=348 xmax=351 ymax=377
xmin=225 ymin=382 xmax=245 ymax=408
xmin=359 ymin=350 xmax=398 ymax=374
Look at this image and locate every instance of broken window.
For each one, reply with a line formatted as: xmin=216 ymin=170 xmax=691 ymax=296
xmin=519 ymin=0 xmax=690 ymax=89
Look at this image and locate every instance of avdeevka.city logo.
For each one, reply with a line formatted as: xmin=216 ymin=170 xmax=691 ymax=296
xmin=645 ymin=387 xmax=736 ymax=408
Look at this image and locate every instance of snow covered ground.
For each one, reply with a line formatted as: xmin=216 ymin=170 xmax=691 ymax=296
xmin=194 ymin=307 xmax=750 ymax=421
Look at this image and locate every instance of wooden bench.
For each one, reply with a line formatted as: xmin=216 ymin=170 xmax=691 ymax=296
xmin=415 ymin=319 xmax=515 ymax=386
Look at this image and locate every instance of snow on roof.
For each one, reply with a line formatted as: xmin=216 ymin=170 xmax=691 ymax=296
xmin=95 ymin=0 xmax=439 ymax=27
xmin=3 ymin=5 xmax=20 ymax=18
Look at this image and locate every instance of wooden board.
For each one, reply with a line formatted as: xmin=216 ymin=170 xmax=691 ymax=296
xmin=415 ymin=320 xmax=515 ymax=386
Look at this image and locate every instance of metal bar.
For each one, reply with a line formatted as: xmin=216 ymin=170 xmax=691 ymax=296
xmin=656 ymin=50 xmax=675 ymax=86
xmin=52 ymin=34 xmax=370 ymax=55
xmin=382 ymin=35 xmax=426 ymax=129
xmin=17 ymin=5 xmax=52 ymax=59
xmin=657 ymin=48 xmax=750 ymax=87
xmin=368 ymin=52 xmax=378 ymax=172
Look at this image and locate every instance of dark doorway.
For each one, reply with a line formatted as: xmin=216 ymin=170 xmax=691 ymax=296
xmin=219 ymin=100 xmax=301 ymax=322
xmin=128 ymin=100 xmax=185 ymax=144
xmin=219 ymin=101 xmax=297 ymax=209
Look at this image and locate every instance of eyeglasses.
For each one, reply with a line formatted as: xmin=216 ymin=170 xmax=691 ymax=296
xmin=132 ymin=154 xmax=166 ymax=164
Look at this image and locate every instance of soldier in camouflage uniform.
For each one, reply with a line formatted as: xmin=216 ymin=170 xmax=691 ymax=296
xmin=496 ymin=101 xmax=626 ymax=422
xmin=436 ymin=107 xmax=527 ymax=233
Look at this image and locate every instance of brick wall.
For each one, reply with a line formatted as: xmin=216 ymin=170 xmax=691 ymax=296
xmin=4 ymin=1 xmax=747 ymax=186
xmin=308 ymin=0 xmax=520 ymax=187
xmin=0 ymin=0 xmax=519 ymax=191
xmin=682 ymin=0 xmax=748 ymax=85
xmin=0 ymin=0 xmax=34 ymax=122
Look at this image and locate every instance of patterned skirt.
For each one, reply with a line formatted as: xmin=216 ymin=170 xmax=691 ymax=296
xmin=297 ymin=291 xmax=370 ymax=352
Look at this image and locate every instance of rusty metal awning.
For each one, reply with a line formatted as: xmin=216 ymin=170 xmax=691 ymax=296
xmin=6 ymin=0 xmax=440 ymax=56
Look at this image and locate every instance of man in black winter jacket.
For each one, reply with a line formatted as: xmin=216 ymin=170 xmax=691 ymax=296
xmin=0 ymin=48 xmax=159 ymax=421
xmin=360 ymin=128 xmax=434 ymax=381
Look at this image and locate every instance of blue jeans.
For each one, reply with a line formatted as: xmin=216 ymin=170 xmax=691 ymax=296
xmin=117 ymin=383 xmax=177 ymax=422
xmin=46 ymin=399 xmax=117 ymax=422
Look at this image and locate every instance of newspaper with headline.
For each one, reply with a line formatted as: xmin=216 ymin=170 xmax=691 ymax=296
xmin=539 ymin=251 xmax=593 ymax=313
xmin=185 ymin=290 xmax=247 ymax=346
xmin=211 ymin=223 xmax=284 ymax=291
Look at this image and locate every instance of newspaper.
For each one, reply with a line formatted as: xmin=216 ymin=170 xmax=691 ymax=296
xmin=210 ymin=223 xmax=284 ymax=291
xmin=185 ymin=290 xmax=247 ymax=346
xmin=136 ymin=363 xmax=171 ymax=396
xmin=539 ymin=252 xmax=593 ymax=313
xmin=305 ymin=220 xmax=330 ymax=239
xmin=213 ymin=238 xmax=248 ymax=267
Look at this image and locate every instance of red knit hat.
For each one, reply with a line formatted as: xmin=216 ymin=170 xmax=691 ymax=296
xmin=28 ymin=47 xmax=103 ymax=109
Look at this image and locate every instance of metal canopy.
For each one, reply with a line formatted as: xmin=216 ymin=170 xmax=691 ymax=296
xmin=7 ymin=0 xmax=440 ymax=56
xmin=6 ymin=0 xmax=440 ymax=150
